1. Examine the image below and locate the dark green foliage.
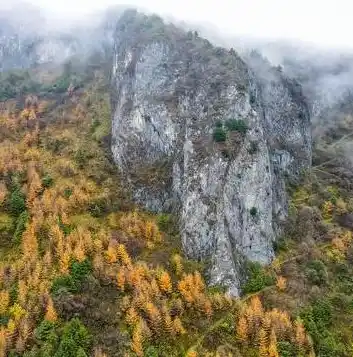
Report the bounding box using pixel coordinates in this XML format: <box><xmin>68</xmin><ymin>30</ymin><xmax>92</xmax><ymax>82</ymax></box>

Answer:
<box><xmin>70</xmin><ymin>259</ymin><xmax>93</xmax><ymax>283</ymax></box>
<box><xmin>74</xmin><ymin>149</ymin><xmax>90</xmax><ymax>169</ymax></box>
<box><xmin>9</xmin><ymin>188</ymin><xmax>26</xmax><ymax>215</ymax></box>
<box><xmin>300</xmin><ymin>298</ymin><xmax>343</xmax><ymax>356</ymax></box>
<box><xmin>88</xmin><ymin>197</ymin><xmax>109</xmax><ymax>217</ymax></box>
<box><xmin>42</xmin><ymin>175</ymin><xmax>54</xmax><ymax>188</ymax></box>
<box><xmin>13</xmin><ymin>210</ymin><xmax>29</xmax><ymax>244</ymax></box>
<box><xmin>51</xmin><ymin>275</ymin><xmax>78</xmax><ymax>295</ymax></box>
<box><xmin>0</xmin><ymin>70</ymin><xmax>41</xmax><ymax>100</ymax></box>
<box><xmin>54</xmin><ymin>338</ymin><xmax>78</xmax><ymax>357</ymax></box>
<box><xmin>88</xmin><ymin>204</ymin><xmax>102</xmax><ymax>218</ymax></box>
<box><xmin>248</xmin><ymin>141</ymin><xmax>258</xmax><ymax>155</ymax></box>
<box><xmin>277</xmin><ymin>341</ymin><xmax>297</xmax><ymax>357</ymax></box>
<box><xmin>76</xmin><ymin>347</ymin><xmax>88</xmax><ymax>357</ymax></box>
<box><xmin>0</xmin><ymin>314</ymin><xmax>9</xmax><ymax>326</ymax></box>
<box><xmin>312</xmin><ymin>298</ymin><xmax>333</xmax><ymax>326</ymax></box>
<box><xmin>250</xmin><ymin>207</ymin><xmax>258</xmax><ymax>217</ymax></box>
<box><xmin>58</xmin><ymin>217</ymin><xmax>73</xmax><ymax>236</ymax></box>
<box><xmin>305</xmin><ymin>259</ymin><xmax>328</xmax><ymax>286</ymax></box>
<box><xmin>242</xmin><ymin>262</ymin><xmax>274</xmax><ymax>294</ymax></box>
<box><xmin>63</xmin><ymin>188</ymin><xmax>73</xmax><ymax>199</ymax></box>
<box><xmin>51</xmin><ymin>259</ymin><xmax>92</xmax><ymax>295</ymax></box>
<box><xmin>145</xmin><ymin>346</ymin><xmax>159</xmax><ymax>357</ymax></box>
<box><xmin>215</xmin><ymin>121</ymin><xmax>223</xmax><ymax>128</ymax></box>
<box><xmin>272</xmin><ymin>237</ymin><xmax>290</xmax><ymax>253</ymax></box>
<box><xmin>213</xmin><ymin>127</ymin><xmax>227</xmax><ymax>142</ymax></box>
<box><xmin>35</xmin><ymin>321</ymin><xmax>58</xmax><ymax>345</ymax></box>
<box><xmin>29</xmin><ymin>318</ymin><xmax>91</xmax><ymax>357</ymax></box>
<box><xmin>9</xmin><ymin>284</ymin><xmax>18</xmax><ymax>306</ymax></box>
<box><xmin>157</xmin><ymin>213</ymin><xmax>171</xmax><ymax>232</ymax></box>
<box><xmin>60</xmin><ymin>318</ymin><xmax>92</xmax><ymax>353</ymax></box>
<box><xmin>225</xmin><ymin>119</ymin><xmax>248</xmax><ymax>135</ymax></box>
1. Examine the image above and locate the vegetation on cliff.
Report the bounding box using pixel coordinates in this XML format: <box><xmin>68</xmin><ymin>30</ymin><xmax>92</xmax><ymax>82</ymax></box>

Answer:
<box><xmin>0</xmin><ymin>58</ymin><xmax>352</xmax><ymax>357</ymax></box>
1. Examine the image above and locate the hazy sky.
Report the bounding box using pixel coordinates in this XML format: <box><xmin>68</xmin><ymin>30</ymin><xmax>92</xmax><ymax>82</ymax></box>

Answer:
<box><xmin>7</xmin><ymin>0</ymin><xmax>353</xmax><ymax>49</ymax></box>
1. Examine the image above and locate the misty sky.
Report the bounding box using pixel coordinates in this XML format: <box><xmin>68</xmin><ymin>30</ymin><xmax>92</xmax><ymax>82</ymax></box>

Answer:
<box><xmin>7</xmin><ymin>0</ymin><xmax>353</xmax><ymax>49</ymax></box>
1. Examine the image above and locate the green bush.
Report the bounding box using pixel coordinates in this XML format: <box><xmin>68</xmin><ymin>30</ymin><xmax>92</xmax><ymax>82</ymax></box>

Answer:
<box><xmin>51</xmin><ymin>259</ymin><xmax>92</xmax><ymax>295</ymax></box>
<box><xmin>242</xmin><ymin>262</ymin><xmax>275</xmax><ymax>294</ymax></box>
<box><xmin>60</xmin><ymin>318</ymin><xmax>92</xmax><ymax>353</ymax></box>
<box><xmin>277</xmin><ymin>341</ymin><xmax>297</xmax><ymax>357</ymax></box>
<box><xmin>29</xmin><ymin>319</ymin><xmax>91</xmax><ymax>357</ymax></box>
<box><xmin>63</xmin><ymin>188</ymin><xmax>73</xmax><ymax>199</ymax></box>
<box><xmin>157</xmin><ymin>214</ymin><xmax>171</xmax><ymax>232</ymax></box>
<box><xmin>9</xmin><ymin>189</ymin><xmax>26</xmax><ymax>215</ymax></box>
<box><xmin>51</xmin><ymin>275</ymin><xmax>78</xmax><ymax>295</ymax></box>
<box><xmin>248</xmin><ymin>141</ymin><xmax>258</xmax><ymax>154</ymax></box>
<box><xmin>74</xmin><ymin>149</ymin><xmax>91</xmax><ymax>169</ymax></box>
<box><xmin>312</xmin><ymin>298</ymin><xmax>333</xmax><ymax>327</ymax></box>
<box><xmin>58</xmin><ymin>216</ymin><xmax>73</xmax><ymax>236</ymax></box>
<box><xmin>42</xmin><ymin>175</ymin><xmax>54</xmax><ymax>188</ymax></box>
<box><xmin>0</xmin><ymin>70</ymin><xmax>41</xmax><ymax>100</ymax></box>
<box><xmin>13</xmin><ymin>211</ymin><xmax>29</xmax><ymax>244</ymax></box>
<box><xmin>300</xmin><ymin>298</ymin><xmax>340</xmax><ymax>356</ymax></box>
<box><xmin>213</xmin><ymin>127</ymin><xmax>227</xmax><ymax>142</ymax></box>
<box><xmin>35</xmin><ymin>320</ymin><xmax>58</xmax><ymax>345</ymax></box>
<box><xmin>0</xmin><ymin>314</ymin><xmax>9</xmax><ymax>327</ymax></box>
<box><xmin>49</xmin><ymin>76</ymin><xmax>71</xmax><ymax>94</ymax></box>
<box><xmin>305</xmin><ymin>260</ymin><xmax>328</xmax><ymax>286</ymax></box>
<box><xmin>250</xmin><ymin>207</ymin><xmax>258</xmax><ymax>217</ymax></box>
<box><xmin>70</xmin><ymin>259</ymin><xmax>92</xmax><ymax>283</ymax></box>
<box><xmin>225</xmin><ymin>119</ymin><xmax>248</xmax><ymax>134</ymax></box>
<box><xmin>145</xmin><ymin>346</ymin><xmax>159</xmax><ymax>357</ymax></box>
<box><xmin>272</xmin><ymin>237</ymin><xmax>290</xmax><ymax>253</ymax></box>
<box><xmin>88</xmin><ymin>204</ymin><xmax>103</xmax><ymax>218</ymax></box>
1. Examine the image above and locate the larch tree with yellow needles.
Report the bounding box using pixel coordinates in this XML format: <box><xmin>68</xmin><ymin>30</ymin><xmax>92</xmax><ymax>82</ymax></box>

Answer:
<box><xmin>158</xmin><ymin>271</ymin><xmax>172</xmax><ymax>294</ymax></box>
<box><xmin>44</xmin><ymin>297</ymin><xmax>57</xmax><ymax>323</ymax></box>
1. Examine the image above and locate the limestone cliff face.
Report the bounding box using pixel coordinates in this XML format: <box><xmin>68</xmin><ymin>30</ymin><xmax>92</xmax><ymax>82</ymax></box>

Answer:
<box><xmin>113</xmin><ymin>10</ymin><xmax>311</xmax><ymax>295</ymax></box>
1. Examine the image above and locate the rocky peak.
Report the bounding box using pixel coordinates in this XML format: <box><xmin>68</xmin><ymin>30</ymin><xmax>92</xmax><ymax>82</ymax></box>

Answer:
<box><xmin>111</xmin><ymin>10</ymin><xmax>311</xmax><ymax>295</ymax></box>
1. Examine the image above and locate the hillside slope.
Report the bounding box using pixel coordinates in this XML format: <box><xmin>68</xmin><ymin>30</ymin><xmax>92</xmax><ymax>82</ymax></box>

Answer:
<box><xmin>1</xmin><ymin>6</ymin><xmax>353</xmax><ymax>357</ymax></box>
<box><xmin>0</xmin><ymin>63</ymin><xmax>319</xmax><ymax>357</ymax></box>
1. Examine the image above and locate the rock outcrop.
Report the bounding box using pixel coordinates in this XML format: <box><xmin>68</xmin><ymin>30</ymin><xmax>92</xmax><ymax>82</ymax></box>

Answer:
<box><xmin>111</xmin><ymin>10</ymin><xmax>311</xmax><ymax>295</ymax></box>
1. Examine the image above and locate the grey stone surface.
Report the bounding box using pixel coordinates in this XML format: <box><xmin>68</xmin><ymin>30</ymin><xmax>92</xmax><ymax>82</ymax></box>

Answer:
<box><xmin>111</xmin><ymin>10</ymin><xmax>312</xmax><ymax>295</ymax></box>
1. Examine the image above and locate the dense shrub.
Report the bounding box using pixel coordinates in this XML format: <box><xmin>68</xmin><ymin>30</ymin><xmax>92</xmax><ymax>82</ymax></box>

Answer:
<box><xmin>225</xmin><ymin>119</ymin><xmax>248</xmax><ymax>134</ymax></box>
<box><xmin>70</xmin><ymin>259</ymin><xmax>93</xmax><ymax>283</ymax></box>
<box><xmin>13</xmin><ymin>210</ymin><xmax>29</xmax><ymax>244</ymax></box>
<box><xmin>305</xmin><ymin>259</ymin><xmax>328</xmax><ymax>286</ymax></box>
<box><xmin>30</xmin><ymin>318</ymin><xmax>91</xmax><ymax>357</ymax></box>
<box><xmin>35</xmin><ymin>320</ymin><xmax>58</xmax><ymax>344</ymax></box>
<box><xmin>213</xmin><ymin>127</ymin><xmax>227</xmax><ymax>142</ymax></box>
<box><xmin>277</xmin><ymin>341</ymin><xmax>297</xmax><ymax>357</ymax></box>
<box><xmin>42</xmin><ymin>174</ymin><xmax>54</xmax><ymax>188</ymax></box>
<box><xmin>300</xmin><ymin>298</ymin><xmax>341</xmax><ymax>356</ymax></box>
<box><xmin>248</xmin><ymin>141</ymin><xmax>258</xmax><ymax>154</ymax></box>
<box><xmin>51</xmin><ymin>259</ymin><xmax>92</xmax><ymax>295</ymax></box>
<box><xmin>157</xmin><ymin>213</ymin><xmax>171</xmax><ymax>232</ymax></box>
<box><xmin>242</xmin><ymin>262</ymin><xmax>275</xmax><ymax>294</ymax></box>
<box><xmin>51</xmin><ymin>275</ymin><xmax>78</xmax><ymax>295</ymax></box>
<box><xmin>0</xmin><ymin>70</ymin><xmax>41</xmax><ymax>100</ymax></box>
<box><xmin>9</xmin><ymin>189</ymin><xmax>26</xmax><ymax>215</ymax></box>
<box><xmin>250</xmin><ymin>207</ymin><xmax>258</xmax><ymax>217</ymax></box>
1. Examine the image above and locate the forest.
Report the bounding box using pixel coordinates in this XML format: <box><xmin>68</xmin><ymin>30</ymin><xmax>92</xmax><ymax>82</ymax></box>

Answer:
<box><xmin>0</xmin><ymin>56</ymin><xmax>353</xmax><ymax>357</ymax></box>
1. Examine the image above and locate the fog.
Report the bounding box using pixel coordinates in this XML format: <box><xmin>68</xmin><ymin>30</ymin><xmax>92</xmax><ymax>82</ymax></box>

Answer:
<box><xmin>1</xmin><ymin>0</ymin><xmax>352</xmax><ymax>50</ymax></box>
<box><xmin>1</xmin><ymin>0</ymin><xmax>353</xmax><ymax>121</ymax></box>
